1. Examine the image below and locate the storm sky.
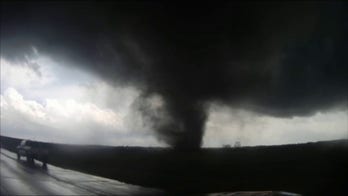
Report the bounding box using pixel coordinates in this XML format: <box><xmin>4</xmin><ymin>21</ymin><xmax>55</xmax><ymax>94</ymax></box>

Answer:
<box><xmin>1</xmin><ymin>2</ymin><xmax>347</xmax><ymax>148</ymax></box>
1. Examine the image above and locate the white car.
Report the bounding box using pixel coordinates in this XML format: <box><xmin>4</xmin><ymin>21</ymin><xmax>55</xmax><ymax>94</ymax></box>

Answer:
<box><xmin>17</xmin><ymin>140</ymin><xmax>48</xmax><ymax>167</ymax></box>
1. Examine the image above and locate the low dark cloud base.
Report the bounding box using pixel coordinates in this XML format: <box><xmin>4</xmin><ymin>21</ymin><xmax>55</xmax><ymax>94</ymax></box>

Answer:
<box><xmin>1</xmin><ymin>2</ymin><xmax>347</xmax><ymax>149</ymax></box>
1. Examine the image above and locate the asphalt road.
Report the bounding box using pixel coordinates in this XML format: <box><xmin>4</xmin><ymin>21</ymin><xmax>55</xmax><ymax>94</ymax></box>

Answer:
<box><xmin>0</xmin><ymin>148</ymin><xmax>163</xmax><ymax>195</ymax></box>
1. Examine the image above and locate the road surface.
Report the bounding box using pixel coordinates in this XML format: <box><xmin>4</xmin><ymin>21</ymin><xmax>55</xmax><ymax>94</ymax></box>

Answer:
<box><xmin>0</xmin><ymin>148</ymin><xmax>163</xmax><ymax>195</ymax></box>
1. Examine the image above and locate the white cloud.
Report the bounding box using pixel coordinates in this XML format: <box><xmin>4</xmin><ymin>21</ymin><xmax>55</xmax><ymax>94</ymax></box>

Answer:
<box><xmin>0</xmin><ymin>58</ymin><xmax>54</xmax><ymax>90</ymax></box>
<box><xmin>44</xmin><ymin>98</ymin><xmax>121</xmax><ymax>128</ymax></box>
<box><xmin>2</xmin><ymin>88</ymin><xmax>46</xmax><ymax>120</ymax></box>
<box><xmin>0</xmin><ymin>52</ymin><xmax>162</xmax><ymax>146</ymax></box>
<box><xmin>0</xmin><ymin>87</ymin><xmax>161</xmax><ymax>146</ymax></box>
<box><xmin>0</xmin><ymin>55</ymin><xmax>100</xmax><ymax>101</ymax></box>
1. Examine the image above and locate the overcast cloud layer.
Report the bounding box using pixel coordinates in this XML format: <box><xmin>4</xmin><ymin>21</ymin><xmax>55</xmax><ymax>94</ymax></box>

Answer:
<box><xmin>1</xmin><ymin>55</ymin><xmax>346</xmax><ymax>147</ymax></box>
<box><xmin>1</xmin><ymin>2</ymin><xmax>348</xmax><ymax>148</ymax></box>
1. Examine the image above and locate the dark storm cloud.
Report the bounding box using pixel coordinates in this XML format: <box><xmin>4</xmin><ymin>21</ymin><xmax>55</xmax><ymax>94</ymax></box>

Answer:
<box><xmin>1</xmin><ymin>2</ymin><xmax>347</xmax><ymax>149</ymax></box>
